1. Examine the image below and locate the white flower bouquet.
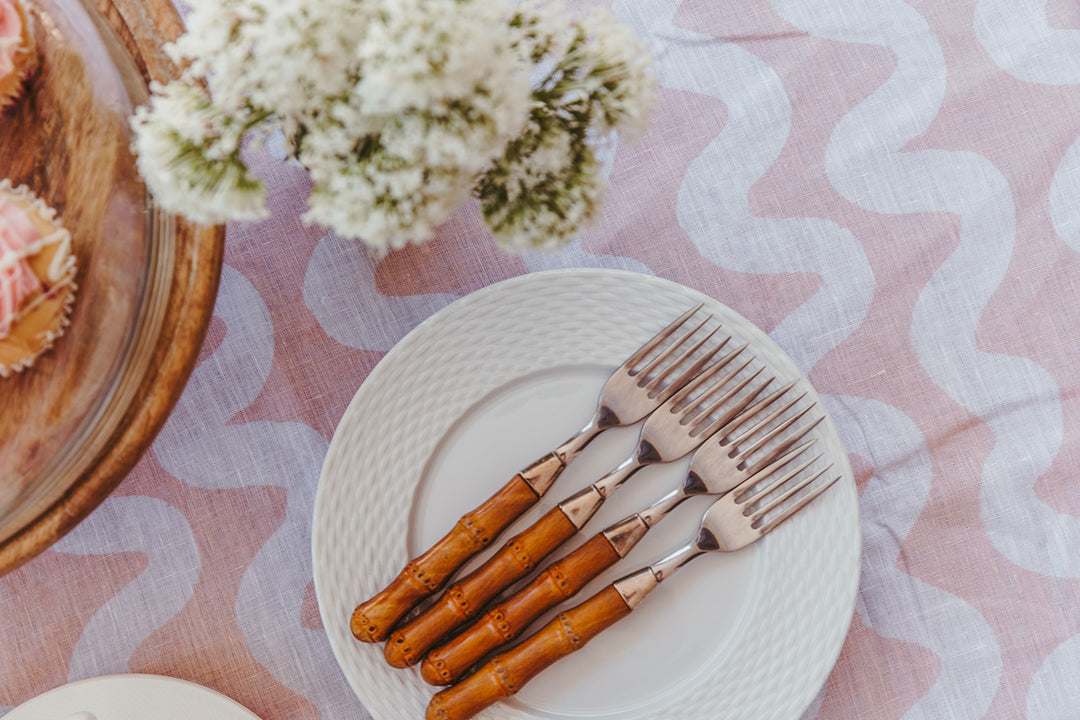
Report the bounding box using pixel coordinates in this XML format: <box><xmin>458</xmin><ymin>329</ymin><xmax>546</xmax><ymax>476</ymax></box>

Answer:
<box><xmin>131</xmin><ymin>0</ymin><xmax>656</xmax><ymax>253</ymax></box>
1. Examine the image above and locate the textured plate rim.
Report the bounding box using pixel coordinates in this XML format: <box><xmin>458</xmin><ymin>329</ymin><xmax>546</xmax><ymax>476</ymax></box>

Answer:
<box><xmin>3</xmin><ymin>673</ymin><xmax>262</xmax><ymax>719</ymax></box>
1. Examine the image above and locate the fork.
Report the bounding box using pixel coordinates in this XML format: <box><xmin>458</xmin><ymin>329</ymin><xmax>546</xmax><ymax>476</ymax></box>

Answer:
<box><xmin>425</xmin><ymin>451</ymin><xmax>840</xmax><ymax>720</ymax></box>
<box><xmin>352</xmin><ymin>305</ymin><xmax>724</xmax><ymax>643</ymax></box>
<box><xmin>420</xmin><ymin>406</ymin><xmax>822</xmax><ymax>685</ymax></box>
<box><xmin>383</xmin><ymin>353</ymin><xmax>794</xmax><ymax>668</ymax></box>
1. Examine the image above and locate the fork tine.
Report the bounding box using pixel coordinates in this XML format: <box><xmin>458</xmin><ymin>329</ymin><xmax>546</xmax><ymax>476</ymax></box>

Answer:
<box><xmin>701</xmin><ymin>373</ymin><xmax>775</xmax><ymax>436</ymax></box>
<box><xmin>756</xmin><ymin>471</ymin><xmax>840</xmax><ymax>535</ymax></box>
<box><xmin>634</xmin><ymin>314</ymin><xmax>713</xmax><ymax>380</ymax></box>
<box><xmin>720</xmin><ymin>379</ymin><xmax>798</xmax><ymax>437</ymax></box>
<box><xmin>741</xmin><ymin>415</ymin><xmax>824</xmax><ymax>475</ymax></box>
<box><xmin>730</xmin><ymin>386</ymin><xmax>807</xmax><ymax>442</ymax></box>
<box><xmin>733</xmin><ymin>401</ymin><xmax>814</xmax><ymax>467</ymax></box>
<box><xmin>744</xmin><ymin>455</ymin><xmax>827</xmax><ymax>511</ymax></box>
<box><xmin>683</xmin><ymin>363</ymin><xmax>764</xmax><ymax>434</ymax></box>
<box><xmin>623</xmin><ymin>304</ymin><xmax>704</xmax><ymax>369</ymax></box>
<box><xmin>640</xmin><ymin>330</ymin><xmax>726</xmax><ymax>397</ymax></box>
<box><xmin>664</xmin><ymin>342</ymin><xmax>749</xmax><ymax>408</ymax></box>
<box><xmin>731</xmin><ymin>441</ymin><xmax>818</xmax><ymax>501</ymax></box>
<box><xmin>748</xmin><ymin>438</ymin><xmax>817</xmax><ymax>479</ymax></box>
<box><xmin>712</xmin><ymin>379</ymin><xmax>799</xmax><ymax>442</ymax></box>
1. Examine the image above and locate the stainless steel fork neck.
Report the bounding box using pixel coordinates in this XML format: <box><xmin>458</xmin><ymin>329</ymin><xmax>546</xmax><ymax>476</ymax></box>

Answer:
<box><xmin>648</xmin><ymin>542</ymin><xmax>705</xmax><ymax>583</ymax></box>
<box><xmin>553</xmin><ymin>416</ymin><xmax>604</xmax><ymax>465</ymax></box>
<box><xmin>635</xmin><ymin>487</ymin><xmax>686</xmax><ymax>528</ymax></box>
<box><xmin>591</xmin><ymin>455</ymin><xmax>645</xmax><ymax>498</ymax></box>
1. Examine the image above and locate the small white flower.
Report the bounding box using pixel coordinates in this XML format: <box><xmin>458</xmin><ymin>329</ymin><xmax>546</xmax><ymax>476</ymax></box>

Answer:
<box><xmin>517</xmin><ymin>1</ymin><xmax>657</xmax><ymax>140</ymax></box>
<box><xmin>129</xmin><ymin>0</ymin><xmax>656</xmax><ymax>252</ymax></box>
<box><xmin>131</xmin><ymin>81</ymin><xmax>268</xmax><ymax>224</ymax></box>
<box><xmin>171</xmin><ymin>0</ymin><xmax>364</xmax><ymax>116</ymax></box>
<box><xmin>578</xmin><ymin>8</ymin><xmax>658</xmax><ymax>139</ymax></box>
<box><xmin>354</xmin><ymin>0</ymin><xmax>529</xmax><ymax>119</ymax></box>
<box><xmin>478</xmin><ymin>122</ymin><xmax>606</xmax><ymax>251</ymax></box>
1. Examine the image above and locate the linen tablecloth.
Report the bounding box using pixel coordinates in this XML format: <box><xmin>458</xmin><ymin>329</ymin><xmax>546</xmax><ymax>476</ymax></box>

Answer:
<box><xmin>5</xmin><ymin>0</ymin><xmax>1080</xmax><ymax>718</ymax></box>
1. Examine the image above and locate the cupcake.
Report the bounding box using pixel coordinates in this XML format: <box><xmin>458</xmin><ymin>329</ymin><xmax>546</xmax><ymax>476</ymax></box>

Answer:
<box><xmin>0</xmin><ymin>0</ymin><xmax>36</xmax><ymax>109</ymax></box>
<box><xmin>0</xmin><ymin>179</ymin><xmax>76</xmax><ymax>377</ymax></box>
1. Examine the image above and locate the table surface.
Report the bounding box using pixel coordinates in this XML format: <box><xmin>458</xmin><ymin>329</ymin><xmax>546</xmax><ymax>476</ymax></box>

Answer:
<box><xmin>4</xmin><ymin>1</ymin><xmax>1080</xmax><ymax>718</ymax></box>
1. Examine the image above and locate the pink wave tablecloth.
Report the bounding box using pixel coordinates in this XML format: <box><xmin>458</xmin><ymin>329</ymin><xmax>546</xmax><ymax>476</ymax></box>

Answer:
<box><xmin>5</xmin><ymin>0</ymin><xmax>1080</xmax><ymax>718</ymax></box>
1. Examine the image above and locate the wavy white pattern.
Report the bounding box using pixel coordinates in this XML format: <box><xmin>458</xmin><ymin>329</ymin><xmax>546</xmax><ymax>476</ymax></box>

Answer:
<box><xmin>824</xmin><ymin>394</ymin><xmax>1000</xmax><ymax>718</ymax></box>
<box><xmin>774</xmin><ymin>0</ymin><xmax>1079</xmax><ymax>579</ymax></box>
<box><xmin>304</xmin><ymin>231</ymin><xmax>458</xmax><ymax>352</ymax></box>
<box><xmin>974</xmin><ymin>0</ymin><xmax>1080</xmax><ymax>84</ymax></box>
<box><xmin>978</xmin><ymin>0</ymin><xmax>1080</xmax><ymax>263</ymax></box>
<box><xmin>153</xmin><ymin>265</ymin><xmax>367</xmax><ymax>719</ymax></box>
<box><xmin>616</xmin><ymin>0</ymin><xmax>873</xmax><ymax>375</ymax></box>
<box><xmin>1027</xmin><ymin>631</ymin><xmax>1080</xmax><ymax>718</ymax></box>
<box><xmin>1050</xmin><ymin>136</ymin><xmax>1080</xmax><ymax>253</ymax></box>
<box><xmin>52</xmin><ymin>496</ymin><xmax>199</xmax><ymax>680</ymax></box>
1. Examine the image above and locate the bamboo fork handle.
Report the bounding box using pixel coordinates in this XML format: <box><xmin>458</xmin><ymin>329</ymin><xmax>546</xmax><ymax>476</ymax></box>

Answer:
<box><xmin>425</xmin><ymin>585</ymin><xmax>632</xmax><ymax>720</ymax></box>
<box><xmin>384</xmin><ymin>493</ymin><xmax>601</xmax><ymax>668</ymax></box>
<box><xmin>351</xmin><ymin>454</ymin><xmax>565</xmax><ymax>643</ymax></box>
<box><xmin>422</xmin><ymin>515</ymin><xmax>647</xmax><ymax>685</ymax></box>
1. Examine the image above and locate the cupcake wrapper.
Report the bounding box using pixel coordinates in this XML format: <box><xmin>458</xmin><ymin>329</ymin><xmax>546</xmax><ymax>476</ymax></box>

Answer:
<box><xmin>0</xmin><ymin>179</ymin><xmax>78</xmax><ymax>378</ymax></box>
<box><xmin>0</xmin><ymin>0</ymin><xmax>38</xmax><ymax>109</ymax></box>
<box><xmin>0</xmin><ymin>281</ymin><xmax>77</xmax><ymax>377</ymax></box>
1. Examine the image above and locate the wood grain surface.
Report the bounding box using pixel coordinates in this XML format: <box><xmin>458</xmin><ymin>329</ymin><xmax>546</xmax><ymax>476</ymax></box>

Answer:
<box><xmin>0</xmin><ymin>0</ymin><xmax>224</xmax><ymax>575</ymax></box>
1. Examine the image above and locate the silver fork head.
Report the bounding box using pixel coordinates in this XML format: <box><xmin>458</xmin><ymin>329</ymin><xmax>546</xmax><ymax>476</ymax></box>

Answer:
<box><xmin>596</xmin><ymin>305</ymin><xmax>729</xmax><ymax>429</ymax></box>
<box><xmin>631</xmin><ymin>342</ymin><xmax>760</xmax><ymax>463</ymax></box>
<box><xmin>683</xmin><ymin>381</ymin><xmax>823</xmax><ymax>496</ymax></box>
<box><xmin>696</xmin><ymin>446</ymin><xmax>839</xmax><ymax>553</ymax></box>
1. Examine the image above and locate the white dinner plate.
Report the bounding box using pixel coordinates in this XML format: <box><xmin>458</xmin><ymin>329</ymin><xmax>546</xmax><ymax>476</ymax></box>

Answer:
<box><xmin>313</xmin><ymin>269</ymin><xmax>860</xmax><ymax>720</ymax></box>
<box><xmin>4</xmin><ymin>674</ymin><xmax>262</xmax><ymax>719</ymax></box>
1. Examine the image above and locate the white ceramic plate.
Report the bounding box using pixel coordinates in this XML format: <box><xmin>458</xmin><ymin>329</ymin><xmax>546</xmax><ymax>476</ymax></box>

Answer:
<box><xmin>313</xmin><ymin>269</ymin><xmax>860</xmax><ymax>720</ymax></box>
<box><xmin>3</xmin><ymin>674</ymin><xmax>262</xmax><ymax>719</ymax></box>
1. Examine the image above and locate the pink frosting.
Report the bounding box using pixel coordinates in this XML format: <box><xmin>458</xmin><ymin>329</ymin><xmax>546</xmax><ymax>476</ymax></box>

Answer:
<box><xmin>0</xmin><ymin>195</ymin><xmax>42</xmax><ymax>339</ymax></box>
<box><xmin>0</xmin><ymin>0</ymin><xmax>24</xmax><ymax>78</ymax></box>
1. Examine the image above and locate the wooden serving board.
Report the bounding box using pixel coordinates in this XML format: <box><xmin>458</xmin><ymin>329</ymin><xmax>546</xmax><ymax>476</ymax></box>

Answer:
<box><xmin>0</xmin><ymin>0</ymin><xmax>224</xmax><ymax>574</ymax></box>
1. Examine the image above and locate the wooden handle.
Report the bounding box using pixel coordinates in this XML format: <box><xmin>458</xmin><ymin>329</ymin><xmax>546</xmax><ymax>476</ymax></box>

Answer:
<box><xmin>421</xmin><ymin>532</ymin><xmax>622</xmax><ymax>685</ymax></box>
<box><xmin>425</xmin><ymin>585</ymin><xmax>632</xmax><ymax>720</ymax></box>
<box><xmin>351</xmin><ymin>455</ymin><xmax>563</xmax><ymax>643</ymax></box>
<box><xmin>384</xmin><ymin>503</ymin><xmax>585</xmax><ymax>667</ymax></box>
